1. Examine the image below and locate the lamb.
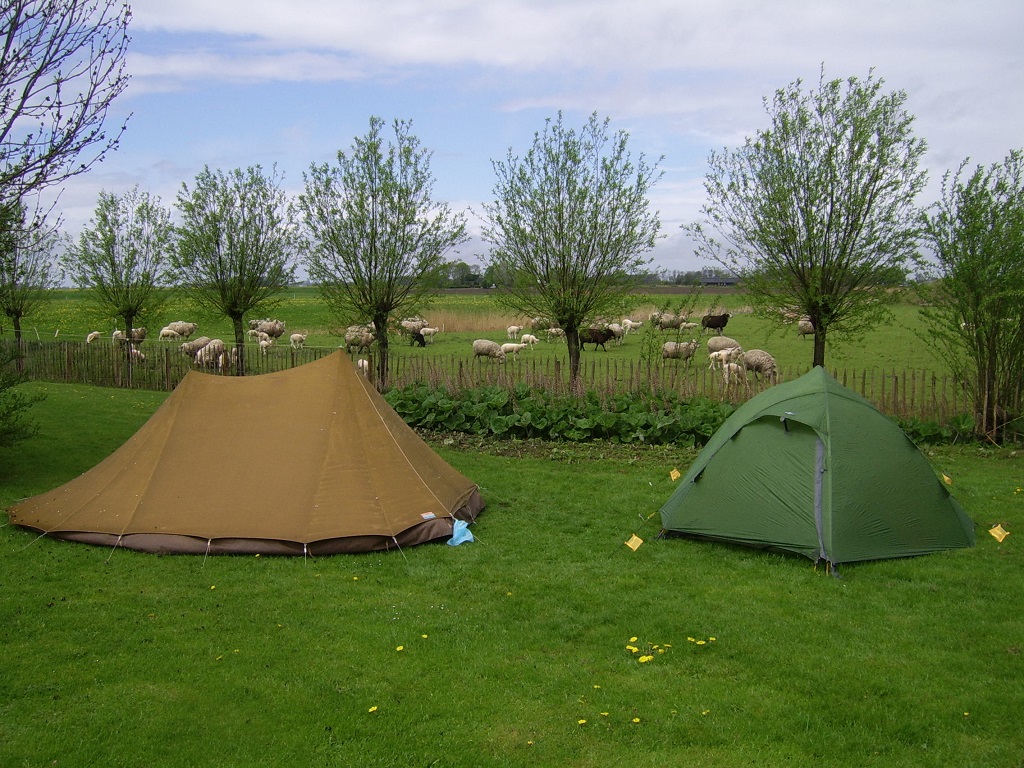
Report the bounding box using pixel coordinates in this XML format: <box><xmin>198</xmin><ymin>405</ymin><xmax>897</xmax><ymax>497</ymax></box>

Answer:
<box><xmin>740</xmin><ymin>349</ymin><xmax>778</xmax><ymax>383</ymax></box>
<box><xmin>111</xmin><ymin>329</ymin><xmax>125</xmax><ymax>344</ymax></box>
<box><xmin>247</xmin><ymin>329</ymin><xmax>270</xmax><ymax>343</ymax></box>
<box><xmin>679</xmin><ymin>322</ymin><xmax>699</xmax><ymax>332</ymax></box>
<box><xmin>662</xmin><ymin>340</ymin><xmax>699</xmax><ymax>363</ymax></box>
<box><xmin>86</xmin><ymin>331</ymin><xmax>101</xmax><ymax>344</ymax></box>
<box><xmin>409</xmin><ymin>332</ymin><xmax>426</xmax><ymax>347</ymax></box>
<box><xmin>500</xmin><ymin>342</ymin><xmax>528</xmax><ymax>359</ymax></box>
<box><xmin>708</xmin><ymin>347</ymin><xmax>743</xmax><ymax>370</ymax></box>
<box><xmin>259</xmin><ymin>338</ymin><xmax>274</xmax><ymax>355</ymax></box>
<box><xmin>166</xmin><ymin>321</ymin><xmax>198</xmax><ymax>339</ymax></box>
<box><xmin>706</xmin><ymin>336</ymin><xmax>742</xmax><ymax>354</ymax></box>
<box><xmin>159</xmin><ymin>327</ymin><xmax>181</xmax><ymax>341</ymax></box>
<box><xmin>289</xmin><ymin>333</ymin><xmax>307</xmax><ymax>349</ymax></box>
<box><xmin>796</xmin><ymin>318</ymin><xmax>814</xmax><ymax>339</ymax></box>
<box><xmin>344</xmin><ymin>325</ymin><xmax>376</xmax><ymax>353</ymax></box>
<box><xmin>472</xmin><ymin>338</ymin><xmax>506</xmax><ymax>362</ymax></box>
<box><xmin>128</xmin><ymin>347</ymin><xmax>146</xmax><ymax>363</ymax></box>
<box><xmin>722</xmin><ymin>362</ymin><xmax>746</xmax><ymax>386</ymax></box>
<box><xmin>507</xmin><ymin>325</ymin><xmax>523</xmax><ymax>340</ymax></box>
<box><xmin>356</xmin><ymin>358</ymin><xmax>369</xmax><ymax>376</ymax></box>
<box><xmin>520</xmin><ymin>333</ymin><xmax>539</xmax><ymax>347</ymax></box>
<box><xmin>621</xmin><ymin>318</ymin><xmax>643</xmax><ymax>334</ymax></box>
<box><xmin>701</xmin><ymin>312</ymin><xmax>731</xmax><ymax>335</ymax></box>
<box><xmin>419</xmin><ymin>327</ymin><xmax>439</xmax><ymax>343</ymax></box>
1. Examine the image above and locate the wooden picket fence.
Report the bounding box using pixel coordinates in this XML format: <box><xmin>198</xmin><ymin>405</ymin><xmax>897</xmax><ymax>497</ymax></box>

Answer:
<box><xmin>5</xmin><ymin>338</ymin><xmax>977</xmax><ymax>426</ymax></box>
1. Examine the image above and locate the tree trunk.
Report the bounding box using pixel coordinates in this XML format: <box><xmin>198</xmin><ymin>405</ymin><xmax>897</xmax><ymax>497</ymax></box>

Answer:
<box><xmin>565</xmin><ymin>326</ymin><xmax>583</xmax><ymax>395</ymax></box>
<box><xmin>373</xmin><ymin>315</ymin><xmax>389</xmax><ymax>391</ymax></box>
<box><xmin>232</xmin><ymin>315</ymin><xmax>246</xmax><ymax>375</ymax></box>
<box><xmin>812</xmin><ymin>328</ymin><xmax>826</xmax><ymax>368</ymax></box>
<box><xmin>12</xmin><ymin>314</ymin><xmax>22</xmax><ymax>340</ymax></box>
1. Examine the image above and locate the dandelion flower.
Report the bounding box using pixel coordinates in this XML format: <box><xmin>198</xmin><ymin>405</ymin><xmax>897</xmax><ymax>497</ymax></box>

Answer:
<box><xmin>396</xmin><ymin>646</ymin><xmax>404</xmax><ymax>652</ymax></box>
<box><xmin>629</xmin><ymin>636</ymin><xmax>638</xmax><ymax>642</ymax></box>
<box><xmin>696</xmin><ymin>640</ymin><xmax>707</xmax><ymax>645</ymax></box>
<box><xmin>687</xmin><ymin>637</ymin><xmax>695</xmax><ymax>643</ymax></box>
<box><xmin>368</xmin><ymin>706</ymin><xmax>378</xmax><ymax>712</ymax></box>
<box><xmin>639</xmin><ymin>655</ymin><xmax>654</xmax><ymax>663</ymax></box>
<box><xmin>210</xmin><ymin>585</ymin><xmax>216</xmax><ymax>590</ymax></box>
<box><xmin>701</xmin><ymin>710</ymin><xmax>710</xmax><ymax>716</ymax></box>
<box><xmin>632</xmin><ymin>717</ymin><xmax>641</xmax><ymax>723</ymax></box>
<box><xmin>600</xmin><ymin>712</ymin><xmax>609</xmax><ymax>717</ymax></box>
<box><xmin>353</xmin><ymin>576</ymin><xmax>359</xmax><ymax>580</ymax></box>
<box><xmin>421</xmin><ymin>634</ymin><xmax>428</xmax><ymax>639</ymax></box>
<box><xmin>709</xmin><ymin>637</ymin><xmax>716</xmax><ymax>642</ymax></box>
<box><xmin>578</xmin><ymin>719</ymin><xmax>587</xmax><ymax>725</ymax></box>
<box><xmin>593</xmin><ymin>684</ymin><xmax>601</xmax><ymax>689</ymax></box>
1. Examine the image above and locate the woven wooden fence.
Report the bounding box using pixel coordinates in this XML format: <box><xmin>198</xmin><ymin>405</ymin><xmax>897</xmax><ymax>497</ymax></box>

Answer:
<box><xmin>6</xmin><ymin>338</ymin><xmax>975</xmax><ymax>424</ymax></box>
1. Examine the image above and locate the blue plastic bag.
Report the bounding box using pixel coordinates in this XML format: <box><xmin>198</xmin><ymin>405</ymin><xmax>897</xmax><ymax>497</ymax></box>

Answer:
<box><xmin>447</xmin><ymin>519</ymin><xmax>475</xmax><ymax>546</ymax></box>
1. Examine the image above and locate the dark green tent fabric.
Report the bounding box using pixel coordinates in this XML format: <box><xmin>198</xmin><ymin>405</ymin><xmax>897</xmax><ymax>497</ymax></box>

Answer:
<box><xmin>659</xmin><ymin>367</ymin><xmax>975</xmax><ymax>564</ymax></box>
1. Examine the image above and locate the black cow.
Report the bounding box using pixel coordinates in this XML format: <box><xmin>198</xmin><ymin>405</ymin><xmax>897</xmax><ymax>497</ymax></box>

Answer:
<box><xmin>701</xmin><ymin>312</ymin><xmax>731</xmax><ymax>335</ymax></box>
<box><xmin>578</xmin><ymin>327</ymin><xmax>615</xmax><ymax>351</ymax></box>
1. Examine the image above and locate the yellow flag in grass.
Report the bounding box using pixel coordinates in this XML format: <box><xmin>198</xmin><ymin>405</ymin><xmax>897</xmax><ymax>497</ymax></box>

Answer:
<box><xmin>670</xmin><ymin>468</ymin><xmax>681</xmax><ymax>481</ymax></box>
<box><xmin>625</xmin><ymin>534</ymin><xmax>643</xmax><ymax>551</ymax></box>
<box><xmin>990</xmin><ymin>524</ymin><xmax>1010</xmax><ymax>543</ymax></box>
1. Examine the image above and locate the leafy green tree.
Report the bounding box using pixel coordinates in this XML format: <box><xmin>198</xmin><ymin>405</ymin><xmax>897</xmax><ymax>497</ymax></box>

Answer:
<box><xmin>920</xmin><ymin>150</ymin><xmax>1024</xmax><ymax>439</ymax></box>
<box><xmin>0</xmin><ymin>0</ymin><xmax>130</xmax><ymax>208</ymax></box>
<box><xmin>687</xmin><ymin>68</ymin><xmax>927</xmax><ymax>367</ymax></box>
<box><xmin>299</xmin><ymin>117</ymin><xmax>467</xmax><ymax>388</ymax></box>
<box><xmin>0</xmin><ymin>199</ymin><xmax>60</xmax><ymax>339</ymax></box>
<box><xmin>62</xmin><ymin>186</ymin><xmax>175</xmax><ymax>345</ymax></box>
<box><xmin>0</xmin><ymin>344</ymin><xmax>42</xmax><ymax>450</ymax></box>
<box><xmin>481</xmin><ymin>112</ymin><xmax>662</xmax><ymax>394</ymax></box>
<box><xmin>174</xmin><ymin>165</ymin><xmax>299</xmax><ymax>375</ymax></box>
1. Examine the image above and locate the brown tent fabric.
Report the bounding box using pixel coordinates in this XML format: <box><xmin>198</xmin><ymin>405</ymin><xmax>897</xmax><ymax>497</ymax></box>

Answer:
<box><xmin>9</xmin><ymin>351</ymin><xmax>483</xmax><ymax>555</ymax></box>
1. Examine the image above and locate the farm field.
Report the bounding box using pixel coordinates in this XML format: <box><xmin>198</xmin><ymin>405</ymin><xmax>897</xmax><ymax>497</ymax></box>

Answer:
<box><xmin>1</xmin><ymin>382</ymin><xmax>1022</xmax><ymax>767</ymax></box>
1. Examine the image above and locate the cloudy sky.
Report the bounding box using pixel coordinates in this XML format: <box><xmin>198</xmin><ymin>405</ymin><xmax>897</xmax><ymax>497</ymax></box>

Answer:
<box><xmin>45</xmin><ymin>0</ymin><xmax>1024</xmax><ymax>272</ymax></box>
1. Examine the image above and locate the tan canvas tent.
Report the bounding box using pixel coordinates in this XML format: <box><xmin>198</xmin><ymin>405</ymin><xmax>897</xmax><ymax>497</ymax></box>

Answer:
<box><xmin>9</xmin><ymin>351</ymin><xmax>483</xmax><ymax>555</ymax></box>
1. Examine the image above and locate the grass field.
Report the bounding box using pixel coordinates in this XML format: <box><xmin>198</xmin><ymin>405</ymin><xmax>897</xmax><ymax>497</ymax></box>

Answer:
<box><xmin>1</xmin><ymin>382</ymin><xmax>1022</xmax><ymax>766</ymax></box>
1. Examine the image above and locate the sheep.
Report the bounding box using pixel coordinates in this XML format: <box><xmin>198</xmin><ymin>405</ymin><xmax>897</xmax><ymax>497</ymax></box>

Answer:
<box><xmin>111</xmin><ymin>329</ymin><xmax>125</xmax><ymax>344</ymax></box>
<box><xmin>166</xmin><ymin>321</ymin><xmax>198</xmax><ymax>339</ymax></box>
<box><xmin>662</xmin><ymin>340</ymin><xmax>699</xmax><ymax>363</ymax></box>
<box><xmin>546</xmin><ymin>327</ymin><xmax>566</xmax><ymax>342</ymax></box>
<box><xmin>344</xmin><ymin>325</ymin><xmax>376</xmax><ymax>353</ymax></box>
<box><xmin>289</xmin><ymin>333</ymin><xmax>307</xmax><ymax>349</ymax></box>
<box><xmin>196</xmin><ymin>339</ymin><xmax>227</xmax><ymax>367</ymax></box>
<box><xmin>128</xmin><ymin>347</ymin><xmax>146</xmax><ymax>363</ymax></box>
<box><xmin>400</xmin><ymin>317</ymin><xmax>429</xmax><ymax>335</ymax></box>
<box><xmin>701</xmin><ymin>312</ymin><xmax>731</xmax><ymax>334</ymax></box>
<box><xmin>507</xmin><ymin>325</ymin><xmax>523</xmax><ymax>340</ymax></box>
<box><xmin>706</xmin><ymin>336</ymin><xmax>742</xmax><ymax>354</ymax></box>
<box><xmin>409</xmin><ymin>332</ymin><xmax>426</xmax><ymax>347</ymax></box>
<box><xmin>472</xmin><ymin>338</ymin><xmax>506</xmax><ymax>362</ymax></box>
<box><xmin>651</xmin><ymin>311</ymin><xmax>686</xmax><ymax>330</ymax></box>
<box><xmin>679</xmin><ymin>322</ymin><xmax>700</xmax><ymax>332</ymax></box>
<box><xmin>740</xmin><ymin>349</ymin><xmax>778</xmax><ymax>383</ymax></box>
<box><xmin>259</xmin><ymin>338</ymin><xmax>274</xmax><ymax>356</ymax></box>
<box><xmin>419</xmin><ymin>327</ymin><xmax>439</xmax><ymax>343</ymax></box>
<box><xmin>722</xmin><ymin>362</ymin><xmax>746</xmax><ymax>386</ymax></box>
<box><xmin>621</xmin><ymin>318</ymin><xmax>643</xmax><ymax>334</ymax></box>
<box><xmin>356</xmin><ymin>358</ymin><xmax>369</xmax><ymax>376</ymax></box>
<box><xmin>520</xmin><ymin>333</ymin><xmax>539</xmax><ymax>347</ymax></box>
<box><xmin>708</xmin><ymin>347</ymin><xmax>743</xmax><ymax>370</ymax></box>
<box><xmin>606</xmin><ymin>323</ymin><xmax>625</xmax><ymax>345</ymax></box>
<box><xmin>86</xmin><ymin>331</ymin><xmax>101</xmax><ymax>344</ymax></box>
<box><xmin>180</xmin><ymin>336</ymin><xmax>212</xmax><ymax>359</ymax></box>
<box><xmin>249</xmin><ymin>318</ymin><xmax>286</xmax><ymax>338</ymax></box>
<box><xmin>500</xmin><ymin>342</ymin><xmax>527</xmax><ymax>359</ymax></box>
<box><xmin>579</xmin><ymin>327</ymin><xmax>615</xmax><ymax>351</ymax></box>
<box><xmin>796</xmin><ymin>318</ymin><xmax>814</xmax><ymax>339</ymax></box>
<box><xmin>159</xmin><ymin>327</ymin><xmax>181</xmax><ymax>341</ymax></box>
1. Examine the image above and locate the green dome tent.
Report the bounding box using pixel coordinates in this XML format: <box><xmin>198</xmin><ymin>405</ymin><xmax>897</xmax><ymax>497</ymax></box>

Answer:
<box><xmin>659</xmin><ymin>367</ymin><xmax>975</xmax><ymax>565</ymax></box>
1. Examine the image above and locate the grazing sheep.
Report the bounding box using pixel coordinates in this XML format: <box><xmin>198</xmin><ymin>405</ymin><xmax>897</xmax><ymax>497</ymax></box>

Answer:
<box><xmin>86</xmin><ymin>331</ymin><xmax>101</xmax><ymax>344</ymax></box>
<box><xmin>166</xmin><ymin>321</ymin><xmax>198</xmax><ymax>339</ymax></box>
<box><xmin>706</xmin><ymin>336</ymin><xmax>742</xmax><ymax>354</ymax></box>
<box><xmin>420</xmin><ymin>327</ymin><xmax>439</xmax><ymax>343</ymax></box>
<box><xmin>796</xmin><ymin>318</ymin><xmax>814</xmax><ymax>339</ymax></box>
<box><xmin>500</xmin><ymin>342</ymin><xmax>527</xmax><ymax>359</ymax></box>
<box><xmin>708</xmin><ymin>347</ymin><xmax>743</xmax><ymax>370</ymax></box>
<box><xmin>400</xmin><ymin>317</ymin><xmax>429</xmax><ymax>335</ymax></box>
<box><xmin>289</xmin><ymin>333</ymin><xmax>307</xmax><ymax>349</ymax></box>
<box><xmin>180</xmin><ymin>336</ymin><xmax>212</xmax><ymax>358</ymax></box>
<box><xmin>249</xmin><ymin>318</ymin><xmax>286</xmax><ymax>338</ymax></box>
<box><xmin>679</xmin><ymin>322</ymin><xmax>700</xmax><ymax>332</ymax></box>
<box><xmin>472</xmin><ymin>338</ymin><xmax>506</xmax><ymax>362</ymax></box>
<box><xmin>159</xmin><ymin>327</ymin><xmax>181</xmax><ymax>341</ymax></box>
<box><xmin>662</xmin><ymin>340</ymin><xmax>699</xmax><ymax>363</ymax></box>
<box><xmin>507</xmin><ymin>325</ymin><xmax>523</xmax><ymax>340</ymax></box>
<box><xmin>344</xmin><ymin>325</ymin><xmax>376</xmax><ymax>353</ymax></box>
<box><xmin>196</xmin><ymin>339</ymin><xmax>227</xmax><ymax>367</ymax></box>
<box><xmin>546</xmin><ymin>327</ymin><xmax>566</xmax><ymax>342</ymax></box>
<box><xmin>579</xmin><ymin>327</ymin><xmax>615</xmax><ymax>351</ymax></box>
<box><xmin>740</xmin><ymin>349</ymin><xmax>778</xmax><ymax>383</ymax></box>
<box><xmin>520</xmin><ymin>333</ymin><xmax>539</xmax><ymax>347</ymax></box>
<box><xmin>701</xmin><ymin>312</ymin><xmax>731</xmax><ymax>335</ymax></box>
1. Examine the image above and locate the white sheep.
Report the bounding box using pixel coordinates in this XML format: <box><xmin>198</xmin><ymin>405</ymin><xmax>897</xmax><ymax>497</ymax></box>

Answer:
<box><xmin>706</xmin><ymin>336</ymin><xmax>742</xmax><ymax>354</ymax></box>
<box><xmin>606</xmin><ymin>323</ymin><xmax>625</xmax><ymax>345</ymax></box>
<box><xmin>289</xmin><ymin>333</ymin><xmax>307</xmax><ymax>349</ymax></box>
<box><xmin>621</xmin><ymin>318</ymin><xmax>643</xmax><ymax>334</ymax></box>
<box><xmin>797</xmin><ymin>318</ymin><xmax>814</xmax><ymax>339</ymax></box>
<box><xmin>249</xmin><ymin>318</ymin><xmax>286</xmax><ymax>338</ymax></box>
<box><xmin>357</xmin><ymin>358</ymin><xmax>369</xmax><ymax>376</ymax></box>
<box><xmin>195</xmin><ymin>339</ymin><xmax>227</xmax><ymax>367</ymax></box>
<box><xmin>740</xmin><ymin>349</ymin><xmax>778</xmax><ymax>383</ymax></box>
<box><xmin>722</xmin><ymin>362</ymin><xmax>746</xmax><ymax>386</ymax></box>
<box><xmin>500</xmin><ymin>342</ymin><xmax>527</xmax><ymax>359</ymax></box>
<box><xmin>546</xmin><ymin>327</ymin><xmax>566</xmax><ymax>342</ymax></box>
<box><xmin>180</xmin><ymin>336</ymin><xmax>212</xmax><ymax>358</ymax></box>
<box><xmin>507</xmin><ymin>325</ymin><xmax>523</xmax><ymax>339</ymax></box>
<box><xmin>128</xmin><ymin>347</ymin><xmax>146</xmax><ymax>363</ymax></box>
<box><xmin>111</xmin><ymin>329</ymin><xmax>125</xmax><ymax>344</ymax></box>
<box><xmin>473</xmin><ymin>338</ymin><xmax>506</xmax><ymax>363</ymax></box>
<box><xmin>259</xmin><ymin>338</ymin><xmax>274</xmax><ymax>355</ymax></box>
<box><xmin>520</xmin><ymin>333</ymin><xmax>539</xmax><ymax>347</ymax></box>
<box><xmin>86</xmin><ymin>331</ymin><xmax>101</xmax><ymax>344</ymax></box>
<box><xmin>662</xmin><ymin>340</ymin><xmax>699</xmax><ymax>363</ymax></box>
<box><xmin>159</xmin><ymin>327</ymin><xmax>181</xmax><ymax>341</ymax></box>
<box><xmin>419</xmin><ymin>327</ymin><xmax>439</xmax><ymax>343</ymax></box>
<box><xmin>708</xmin><ymin>347</ymin><xmax>743</xmax><ymax>370</ymax></box>
<box><xmin>400</xmin><ymin>317</ymin><xmax>429</xmax><ymax>335</ymax></box>
<box><xmin>166</xmin><ymin>321</ymin><xmax>198</xmax><ymax>339</ymax></box>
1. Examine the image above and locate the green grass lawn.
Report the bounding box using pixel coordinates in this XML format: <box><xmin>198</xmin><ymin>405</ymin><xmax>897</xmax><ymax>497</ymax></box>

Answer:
<box><xmin>1</xmin><ymin>381</ymin><xmax>1022</xmax><ymax>766</ymax></box>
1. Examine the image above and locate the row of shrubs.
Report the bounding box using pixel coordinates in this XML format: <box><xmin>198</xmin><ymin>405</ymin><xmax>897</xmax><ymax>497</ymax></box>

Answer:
<box><xmin>384</xmin><ymin>383</ymin><xmax>979</xmax><ymax>447</ymax></box>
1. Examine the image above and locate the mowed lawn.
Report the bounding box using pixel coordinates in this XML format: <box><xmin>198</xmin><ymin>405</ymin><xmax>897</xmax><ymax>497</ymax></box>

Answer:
<box><xmin>1</xmin><ymin>381</ymin><xmax>1022</xmax><ymax>767</ymax></box>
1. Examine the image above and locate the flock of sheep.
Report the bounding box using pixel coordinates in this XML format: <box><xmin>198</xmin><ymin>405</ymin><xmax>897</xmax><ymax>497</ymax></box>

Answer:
<box><xmin>85</xmin><ymin>318</ymin><xmax>309</xmax><ymax>370</ymax></box>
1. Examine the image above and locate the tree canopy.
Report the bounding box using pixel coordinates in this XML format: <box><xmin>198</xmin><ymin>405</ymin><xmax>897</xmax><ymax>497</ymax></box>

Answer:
<box><xmin>481</xmin><ymin>112</ymin><xmax>662</xmax><ymax>393</ymax></box>
<box><xmin>687</xmin><ymin>68</ymin><xmax>928</xmax><ymax>367</ymax></box>
<box><xmin>299</xmin><ymin>117</ymin><xmax>467</xmax><ymax>388</ymax></box>
<box><xmin>920</xmin><ymin>149</ymin><xmax>1024</xmax><ymax>440</ymax></box>
<box><xmin>0</xmin><ymin>198</ymin><xmax>60</xmax><ymax>339</ymax></box>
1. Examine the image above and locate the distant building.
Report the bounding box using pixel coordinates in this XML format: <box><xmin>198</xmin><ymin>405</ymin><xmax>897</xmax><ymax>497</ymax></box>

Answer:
<box><xmin>699</xmin><ymin>274</ymin><xmax>740</xmax><ymax>287</ymax></box>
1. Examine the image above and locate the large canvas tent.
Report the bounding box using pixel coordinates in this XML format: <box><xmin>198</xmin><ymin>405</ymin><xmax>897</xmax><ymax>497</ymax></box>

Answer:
<box><xmin>9</xmin><ymin>352</ymin><xmax>483</xmax><ymax>555</ymax></box>
<box><xmin>660</xmin><ymin>367</ymin><xmax>975</xmax><ymax>565</ymax></box>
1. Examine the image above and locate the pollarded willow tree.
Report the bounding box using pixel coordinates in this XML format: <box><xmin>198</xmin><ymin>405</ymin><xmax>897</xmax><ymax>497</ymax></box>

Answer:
<box><xmin>299</xmin><ymin>117</ymin><xmax>467</xmax><ymax>389</ymax></box>
<box><xmin>1</xmin><ymin>0</ymin><xmax>130</xmax><ymax>208</ymax></box>
<box><xmin>687</xmin><ymin>68</ymin><xmax>928</xmax><ymax>368</ymax></box>
<box><xmin>0</xmin><ymin>198</ymin><xmax>61</xmax><ymax>339</ymax></box>
<box><xmin>174</xmin><ymin>165</ymin><xmax>299</xmax><ymax>375</ymax></box>
<box><xmin>920</xmin><ymin>150</ymin><xmax>1024</xmax><ymax>440</ymax></box>
<box><xmin>481</xmin><ymin>112</ymin><xmax>662</xmax><ymax>394</ymax></box>
<box><xmin>62</xmin><ymin>185</ymin><xmax>175</xmax><ymax>346</ymax></box>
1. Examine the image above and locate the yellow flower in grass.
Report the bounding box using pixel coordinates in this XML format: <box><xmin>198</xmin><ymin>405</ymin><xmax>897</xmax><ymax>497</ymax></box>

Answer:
<box><xmin>639</xmin><ymin>655</ymin><xmax>654</xmax><ymax>663</ymax></box>
<box><xmin>696</xmin><ymin>640</ymin><xmax>706</xmax><ymax>646</ymax></box>
<box><xmin>368</xmin><ymin>706</ymin><xmax>378</xmax><ymax>713</ymax></box>
<box><xmin>629</xmin><ymin>636</ymin><xmax>638</xmax><ymax>642</ymax></box>
<box><xmin>600</xmin><ymin>712</ymin><xmax>609</xmax><ymax>717</ymax></box>
<box><xmin>396</xmin><ymin>646</ymin><xmax>404</xmax><ymax>652</ymax></box>
<box><xmin>632</xmin><ymin>717</ymin><xmax>641</xmax><ymax>723</ymax></box>
<box><xmin>578</xmin><ymin>719</ymin><xmax>587</xmax><ymax>725</ymax></box>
